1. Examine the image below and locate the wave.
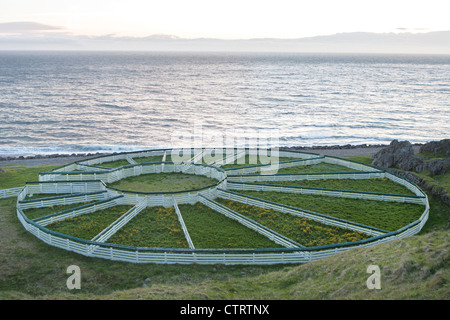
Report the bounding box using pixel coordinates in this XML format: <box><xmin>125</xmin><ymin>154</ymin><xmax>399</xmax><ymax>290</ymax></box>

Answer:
<box><xmin>96</xmin><ymin>103</ymin><xmax>133</xmax><ymax>110</ymax></box>
<box><xmin>0</xmin><ymin>144</ymin><xmax>162</xmax><ymax>157</ymax></box>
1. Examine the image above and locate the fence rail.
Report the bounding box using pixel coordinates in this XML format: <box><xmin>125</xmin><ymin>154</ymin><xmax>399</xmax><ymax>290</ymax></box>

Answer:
<box><xmin>0</xmin><ymin>187</ymin><xmax>23</xmax><ymax>199</ymax></box>
<box><xmin>199</xmin><ymin>195</ymin><xmax>304</xmax><ymax>248</ymax></box>
<box><xmin>226</xmin><ymin>181</ymin><xmax>427</xmax><ymax>204</ymax></box>
<box><xmin>216</xmin><ymin>188</ymin><xmax>388</xmax><ymax>237</ymax></box>
<box><xmin>173</xmin><ymin>197</ymin><xmax>195</xmax><ymax>249</ymax></box>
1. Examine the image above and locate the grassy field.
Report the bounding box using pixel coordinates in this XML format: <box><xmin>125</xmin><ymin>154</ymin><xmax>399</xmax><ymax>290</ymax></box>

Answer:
<box><xmin>0</xmin><ymin>158</ymin><xmax>448</xmax><ymax>300</ymax></box>
<box><xmin>97</xmin><ymin>159</ymin><xmax>131</xmax><ymax>168</ymax></box>
<box><xmin>220</xmin><ymin>156</ymin><xmax>300</xmax><ymax>169</ymax></box>
<box><xmin>0</xmin><ymin>164</ymin><xmax>56</xmax><ymax>189</ymax></box>
<box><xmin>255</xmin><ymin>178</ymin><xmax>416</xmax><ymax>195</ymax></box>
<box><xmin>47</xmin><ymin>205</ymin><xmax>133</xmax><ymax>240</ymax></box>
<box><xmin>133</xmin><ymin>156</ymin><xmax>164</xmax><ymax>163</ymax></box>
<box><xmin>253</xmin><ymin>179</ymin><xmax>415</xmax><ymax>195</ymax></box>
<box><xmin>22</xmin><ymin>201</ymin><xmax>95</xmax><ymax>220</ymax></box>
<box><xmin>108</xmin><ymin>172</ymin><xmax>218</xmax><ymax>193</ymax></box>
<box><xmin>178</xmin><ymin>203</ymin><xmax>282</xmax><ymax>249</ymax></box>
<box><xmin>108</xmin><ymin>206</ymin><xmax>189</xmax><ymax>248</ymax></box>
<box><xmin>237</xmin><ymin>190</ymin><xmax>425</xmax><ymax>232</ymax></box>
<box><xmin>215</xmin><ymin>198</ymin><xmax>369</xmax><ymax>247</ymax></box>
<box><xmin>275</xmin><ymin>162</ymin><xmax>359</xmax><ymax>174</ymax></box>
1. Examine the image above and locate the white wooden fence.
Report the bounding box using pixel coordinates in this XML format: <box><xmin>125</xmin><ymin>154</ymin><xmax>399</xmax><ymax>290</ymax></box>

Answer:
<box><xmin>225</xmin><ymin>181</ymin><xmax>427</xmax><ymax>204</ymax></box>
<box><xmin>215</xmin><ymin>188</ymin><xmax>388</xmax><ymax>237</ymax></box>
<box><xmin>199</xmin><ymin>194</ymin><xmax>304</xmax><ymax>248</ymax></box>
<box><xmin>2</xmin><ymin>147</ymin><xmax>430</xmax><ymax>264</ymax></box>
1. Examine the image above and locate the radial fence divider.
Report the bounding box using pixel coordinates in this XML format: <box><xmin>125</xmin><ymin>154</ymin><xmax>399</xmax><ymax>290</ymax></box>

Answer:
<box><xmin>173</xmin><ymin>197</ymin><xmax>195</xmax><ymax>249</ymax></box>
<box><xmin>74</xmin><ymin>162</ymin><xmax>110</xmax><ymax>172</ymax></box>
<box><xmin>18</xmin><ymin>190</ymin><xmax>110</xmax><ymax>210</ymax></box>
<box><xmin>226</xmin><ymin>181</ymin><xmax>427</xmax><ymax>204</ymax></box>
<box><xmin>322</xmin><ymin>156</ymin><xmax>383</xmax><ymax>172</ymax></box>
<box><xmin>88</xmin><ymin>196</ymin><xmax>148</xmax><ymax>254</ymax></box>
<box><xmin>75</xmin><ymin>163</ymin><xmax>114</xmax><ymax>171</ymax></box>
<box><xmin>31</xmin><ymin>195</ymin><xmax>125</xmax><ymax>226</ymax></box>
<box><xmin>181</xmin><ymin>149</ymin><xmax>204</xmax><ymax>173</ymax></box>
<box><xmin>217</xmin><ymin>149</ymin><xmax>239</xmax><ymax>167</ymax></box>
<box><xmin>52</xmin><ymin>163</ymin><xmax>78</xmax><ymax>172</ymax></box>
<box><xmin>125</xmin><ymin>156</ymin><xmax>137</xmax><ymax>165</ymax></box>
<box><xmin>216</xmin><ymin>188</ymin><xmax>388</xmax><ymax>236</ymax></box>
<box><xmin>161</xmin><ymin>151</ymin><xmax>167</xmax><ymax>171</ymax></box>
<box><xmin>223</xmin><ymin>156</ymin><xmax>327</xmax><ymax>175</ymax></box>
<box><xmin>227</xmin><ymin>171</ymin><xmax>386</xmax><ymax>183</ymax></box>
<box><xmin>199</xmin><ymin>194</ymin><xmax>304</xmax><ymax>248</ymax></box>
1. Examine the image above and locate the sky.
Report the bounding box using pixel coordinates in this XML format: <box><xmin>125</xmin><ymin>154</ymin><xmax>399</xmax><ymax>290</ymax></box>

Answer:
<box><xmin>1</xmin><ymin>0</ymin><xmax>450</xmax><ymax>39</ymax></box>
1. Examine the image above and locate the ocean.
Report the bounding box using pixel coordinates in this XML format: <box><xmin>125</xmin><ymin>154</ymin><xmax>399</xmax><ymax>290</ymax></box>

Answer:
<box><xmin>0</xmin><ymin>51</ymin><xmax>449</xmax><ymax>156</ymax></box>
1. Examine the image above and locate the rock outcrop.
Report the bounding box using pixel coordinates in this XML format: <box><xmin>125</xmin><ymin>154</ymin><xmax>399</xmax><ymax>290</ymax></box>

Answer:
<box><xmin>371</xmin><ymin>140</ymin><xmax>423</xmax><ymax>171</ymax></box>
<box><xmin>372</xmin><ymin>139</ymin><xmax>450</xmax><ymax>175</ymax></box>
<box><xmin>419</xmin><ymin>139</ymin><xmax>450</xmax><ymax>156</ymax></box>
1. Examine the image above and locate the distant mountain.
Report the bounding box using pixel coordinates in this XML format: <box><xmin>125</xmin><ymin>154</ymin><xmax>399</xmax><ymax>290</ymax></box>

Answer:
<box><xmin>0</xmin><ymin>22</ymin><xmax>449</xmax><ymax>53</ymax></box>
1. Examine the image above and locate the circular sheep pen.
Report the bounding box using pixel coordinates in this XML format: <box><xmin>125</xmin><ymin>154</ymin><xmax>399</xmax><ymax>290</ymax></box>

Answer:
<box><xmin>13</xmin><ymin>148</ymin><xmax>429</xmax><ymax>265</ymax></box>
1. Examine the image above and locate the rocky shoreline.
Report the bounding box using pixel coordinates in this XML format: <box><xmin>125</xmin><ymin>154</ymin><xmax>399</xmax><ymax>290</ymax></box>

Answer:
<box><xmin>0</xmin><ymin>143</ymin><xmax>417</xmax><ymax>163</ymax></box>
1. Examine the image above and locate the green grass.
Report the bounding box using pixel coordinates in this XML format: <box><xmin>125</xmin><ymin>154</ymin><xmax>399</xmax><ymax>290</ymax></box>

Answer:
<box><xmin>416</xmin><ymin>151</ymin><xmax>449</xmax><ymax>159</ymax></box>
<box><xmin>108</xmin><ymin>172</ymin><xmax>218</xmax><ymax>193</ymax></box>
<box><xmin>0</xmin><ymin>164</ymin><xmax>56</xmax><ymax>189</ymax></box>
<box><xmin>133</xmin><ymin>156</ymin><xmax>164</xmax><ymax>163</ymax></box>
<box><xmin>178</xmin><ymin>203</ymin><xmax>282</xmax><ymax>249</ymax></box>
<box><xmin>47</xmin><ymin>205</ymin><xmax>133</xmax><ymax>240</ymax></box>
<box><xmin>1</xmin><ymin>189</ymin><xmax>447</xmax><ymax>299</ymax></box>
<box><xmin>347</xmin><ymin>154</ymin><xmax>450</xmax><ymax>195</ymax></box>
<box><xmin>107</xmin><ymin>206</ymin><xmax>189</xmax><ymax>248</ymax></box>
<box><xmin>275</xmin><ymin>162</ymin><xmax>359</xmax><ymax>174</ymax></box>
<box><xmin>0</xmin><ymin>159</ymin><xmax>448</xmax><ymax>300</ymax></box>
<box><xmin>345</xmin><ymin>155</ymin><xmax>374</xmax><ymax>166</ymax></box>
<box><xmin>411</xmin><ymin>169</ymin><xmax>450</xmax><ymax>196</ymax></box>
<box><xmin>22</xmin><ymin>201</ymin><xmax>95</xmax><ymax>220</ymax></box>
<box><xmin>97</xmin><ymin>159</ymin><xmax>131</xmax><ymax>168</ymax></box>
<box><xmin>215</xmin><ymin>198</ymin><xmax>369</xmax><ymax>247</ymax></box>
<box><xmin>220</xmin><ymin>156</ymin><xmax>300</xmax><ymax>169</ymax></box>
<box><xmin>236</xmin><ymin>190</ymin><xmax>425</xmax><ymax>232</ymax></box>
<box><xmin>259</xmin><ymin>178</ymin><xmax>416</xmax><ymax>195</ymax></box>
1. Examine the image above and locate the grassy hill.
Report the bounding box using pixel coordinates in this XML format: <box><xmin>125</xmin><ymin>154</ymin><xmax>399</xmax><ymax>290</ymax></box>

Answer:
<box><xmin>0</xmin><ymin>159</ymin><xmax>448</xmax><ymax>300</ymax></box>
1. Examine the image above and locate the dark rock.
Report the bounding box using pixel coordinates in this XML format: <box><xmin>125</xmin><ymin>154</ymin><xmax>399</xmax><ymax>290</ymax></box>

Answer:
<box><xmin>417</xmin><ymin>157</ymin><xmax>450</xmax><ymax>175</ymax></box>
<box><xmin>373</xmin><ymin>139</ymin><xmax>450</xmax><ymax>174</ymax></box>
<box><xmin>419</xmin><ymin>139</ymin><xmax>450</xmax><ymax>156</ymax></box>
<box><xmin>372</xmin><ymin>140</ymin><xmax>424</xmax><ymax>171</ymax></box>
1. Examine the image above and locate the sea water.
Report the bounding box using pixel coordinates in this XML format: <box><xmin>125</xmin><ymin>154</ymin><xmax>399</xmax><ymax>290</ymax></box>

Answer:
<box><xmin>0</xmin><ymin>51</ymin><xmax>449</xmax><ymax>156</ymax></box>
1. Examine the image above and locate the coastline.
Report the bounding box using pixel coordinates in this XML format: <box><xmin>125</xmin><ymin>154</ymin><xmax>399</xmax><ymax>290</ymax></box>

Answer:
<box><xmin>0</xmin><ymin>143</ymin><xmax>423</xmax><ymax>167</ymax></box>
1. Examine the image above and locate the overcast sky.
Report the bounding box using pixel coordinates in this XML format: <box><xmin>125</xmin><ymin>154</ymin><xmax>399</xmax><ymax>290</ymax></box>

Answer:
<box><xmin>1</xmin><ymin>0</ymin><xmax>449</xmax><ymax>39</ymax></box>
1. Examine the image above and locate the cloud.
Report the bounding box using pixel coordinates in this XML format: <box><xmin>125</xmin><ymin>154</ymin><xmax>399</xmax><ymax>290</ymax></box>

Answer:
<box><xmin>0</xmin><ymin>22</ymin><xmax>65</xmax><ymax>35</ymax></box>
<box><xmin>0</xmin><ymin>22</ymin><xmax>449</xmax><ymax>54</ymax></box>
<box><xmin>395</xmin><ymin>27</ymin><xmax>431</xmax><ymax>33</ymax></box>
